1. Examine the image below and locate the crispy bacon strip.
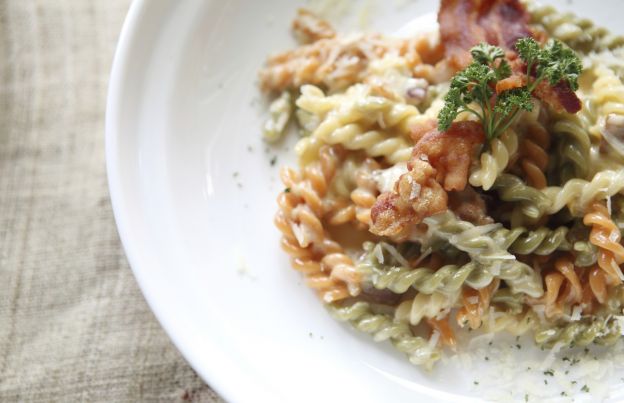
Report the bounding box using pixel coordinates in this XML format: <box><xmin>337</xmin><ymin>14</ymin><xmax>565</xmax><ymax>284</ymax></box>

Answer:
<box><xmin>496</xmin><ymin>57</ymin><xmax>582</xmax><ymax>113</ymax></box>
<box><xmin>370</xmin><ymin>159</ymin><xmax>447</xmax><ymax>239</ymax></box>
<box><xmin>439</xmin><ymin>0</ymin><xmax>581</xmax><ymax>113</ymax></box>
<box><xmin>448</xmin><ymin>186</ymin><xmax>493</xmax><ymax>225</ymax></box>
<box><xmin>370</xmin><ymin>121</ymin><xmax>484</xmax><ymax>239</ymax></box>
<box><xmin>411</xmin><ymin>121</ymin><xmax>485</xmax><ymax>191</ymax></box>
<box><xmin>532</xmin><ymin>79</ymin><xmax>582</xmax><ymax>114</ymax></box>
<box><xmin>438</xmin><ymin>0</ymin><xmax>531</xmax><ymax>70</ymax></box>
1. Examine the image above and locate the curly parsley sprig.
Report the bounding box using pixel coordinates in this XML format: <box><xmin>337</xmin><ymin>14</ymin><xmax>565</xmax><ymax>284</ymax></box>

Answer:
<box><xmin>438</xmin><ymin>38</ymin><xmax>582</xmax><ymax>141</ymax></box>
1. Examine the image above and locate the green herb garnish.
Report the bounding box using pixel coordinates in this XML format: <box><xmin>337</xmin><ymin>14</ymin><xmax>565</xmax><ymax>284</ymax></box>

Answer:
<box><xmin>438</xmin><ymin>38</ymin><xmax>582</xmax><ymax>141</ymax></box>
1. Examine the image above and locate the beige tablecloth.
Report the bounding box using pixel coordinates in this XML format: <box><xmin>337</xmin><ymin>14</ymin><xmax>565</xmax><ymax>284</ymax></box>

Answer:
<box><xmin>0</xmin><ymin>1</ymin><xmax>221</xmax><ymax>401</ymax></box>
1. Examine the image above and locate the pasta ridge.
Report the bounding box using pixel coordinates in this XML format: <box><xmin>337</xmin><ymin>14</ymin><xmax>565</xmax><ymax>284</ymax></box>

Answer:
<box><xmin>519</xmin><ymin>120</ymin><xmax>551</xmax><ymax>189</ymax></box>
<box><xmin>264</xmin><ymin>2</ymin><xmax>624</xmax><ymax>371</ymax></box>
<box><xmin>535</xmin><ymin>317</ymin><xmax>621</xmax><ymax>348</ymax></box>
<box><xmin>358</xmin><ymin>241</ymin><xmax>494</xmax><ymax>294</ymax></box>
<box><xmin>584</xmin><ymin>202</ymin><xmax>624</xmax><ymax>284</ymax></box>
<box><xmin>423</xmin><ymin>212</ymin><xmax>544</xmax><ymax>297</ymax></box>
<box><xmin>492</xmin><ymin>226</ymin><xmax>571</xmax><ymax>255</ymax></box>
<box><xmin>469</xmin><ymin>128</ymin><xmax>519</xmax><ymax>190</ymax></box>
<box><xmin>350</xmin><ymin>158</ymin><xmax>382</xmax><ymax>228</ymax></box>
<box><xmin>527</xmin><ymin>3</ymin><xmax>624</xmax><ymax>54</ymax></box>
<box><xmin>329</xmin><ymin>301</ymin><xmax>441</xmax><ymax>367</ymax></box>
<box><xmin>275</xmin><ymin>145</ymin><xmax>360</xmax><ymax>301</ymax></box>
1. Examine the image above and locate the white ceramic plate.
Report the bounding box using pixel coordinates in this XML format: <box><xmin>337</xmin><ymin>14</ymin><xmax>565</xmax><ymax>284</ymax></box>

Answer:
<box><xmin>106</xmin><ymin>1</ymin><xmax>624</xmax><ymax>401</ymax></box>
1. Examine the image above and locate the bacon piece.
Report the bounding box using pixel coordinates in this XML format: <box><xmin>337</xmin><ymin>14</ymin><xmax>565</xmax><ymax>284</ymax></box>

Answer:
<box><xmin>438</xmin><ymin>0</ymin><xmax>531</xmax><ymax>70</ymax></box>
<box><xmin>411</xmin><ymin>121</ymin><xmax>485</xmax><ymax>191</ymax></box>
<box><xmin>495</xmin><ymin>74</ymin><xmax>525</xmax><ymax>94</ymax></box>
<box><xmin>409</xmin><ymin>119</ymin><xmax>438</xmax><ymax>143</ymax></box>
<box><xmin>502</xmin><ymin>57</ymin><xmax>582</xmax><ymax>113</ymax></box>
<box><xmin>439</xmin><ymin>1</ymin><xmax>581</xmax><ymax>113</ymax></box>
<box><xmin>370</xmin><ymin>121</ymin><xmax>484</xmax><ymax>239</ymax></box>
<box><xmin>370</xmin><ymin>159</ymin><xmax>447</xmax><ymax>239</ymax></box>
<box><xmin>532</xmin><ymin>79</ymin><xmax>581</xmax><ymax>113</ymax></box>
<box><xmin>448</xmin><ymin>186</ymin><xmax>494</xmax><ymax>225</ymax></box>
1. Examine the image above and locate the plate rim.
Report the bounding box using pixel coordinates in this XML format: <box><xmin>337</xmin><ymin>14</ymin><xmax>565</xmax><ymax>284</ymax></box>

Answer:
<box><xmin>105</xmin><ymin>1</ymin><xmax>244</xmax><ymax>401</ymax></box>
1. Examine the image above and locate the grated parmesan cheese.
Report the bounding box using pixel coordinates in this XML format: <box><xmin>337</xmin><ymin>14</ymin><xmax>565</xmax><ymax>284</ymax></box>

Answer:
<box><xmin>372</xmin><ymin>162</ymin><xmax>407</xmax><ymax>193</ymax></box>
<box><xmin>428</xmin><ymin>330</ymin><xmax>441</xmax><ymax>350</ymax></box>
<box><xmin>373</xmin><ymin>243</ymin><xmax>384</xmax><ymax>264</ymax></box>
<box><xmin>381</xmin><ymin>242</ymin><xmax>410</xmax><ymax>267</ymax></box>
<box><xmin>571</xmin><ymin>305</ymin><xmax>582</xmax><ymax>321</ymax></box>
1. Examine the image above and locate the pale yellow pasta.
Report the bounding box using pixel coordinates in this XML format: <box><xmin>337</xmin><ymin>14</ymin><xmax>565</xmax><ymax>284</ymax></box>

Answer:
<box><xmin>295</xmin><ymin>83</ymin><xmax>425</xmax><ymax>164</ymax></box>
<box><xmin>469</xmin><ymin>128</ymin><xmax>519</xmax><ymax>190</ymax></box>
<box><xmin>264</xmin><ymin>3</ymin><xmax>624</xmax><ymax>373</ymax></box>
<box><xmin>395</xmin><ymin>292</ymin><xmax>459</xmax><ymax>326</ymax></box>
<box><xmin>541</xmin><ymin>168</ymin><xmax>624</xmax><ymax>216</ymax></box>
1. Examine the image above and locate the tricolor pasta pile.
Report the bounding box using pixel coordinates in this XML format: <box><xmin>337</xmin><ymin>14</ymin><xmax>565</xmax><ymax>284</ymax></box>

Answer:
<box><xmin>260</xmin><ymin>1</ymin><xmax>624</xmax><ymax>369</ymax></box>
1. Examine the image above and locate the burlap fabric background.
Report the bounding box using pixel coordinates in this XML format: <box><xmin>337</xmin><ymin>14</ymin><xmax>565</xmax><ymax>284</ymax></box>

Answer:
<box><xmin>0</xmin><ymin>1</ymin><xmax>222</xmax><ymax>401</ymax></box>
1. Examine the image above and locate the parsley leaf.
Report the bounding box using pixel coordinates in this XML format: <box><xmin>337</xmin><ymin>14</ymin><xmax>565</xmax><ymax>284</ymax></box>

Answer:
<box><xmin>516</xmin><ymin>37</ymin><xmax>582</xmax><ymax>91</ymax></box>
<box><xmin>438</xmin><ymin>37</ymin><xmax>582</xmax><ymax>142</ymax></box>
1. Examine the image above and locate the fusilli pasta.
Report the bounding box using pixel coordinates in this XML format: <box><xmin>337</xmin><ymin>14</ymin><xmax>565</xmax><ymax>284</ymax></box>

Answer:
<box><xmin>469</xmin><ymin>128</ymin><xmax>519</xmax><ymax>190</ymax></box>
<box><xmin>329</xmin><ymin>301</ymin><xmax>441</xmax><ymax>368</ymax></box>
<box><xmin>264</xmin><ymin>2</ymin><xmax>624</xmax><ymax>372</ymax></box>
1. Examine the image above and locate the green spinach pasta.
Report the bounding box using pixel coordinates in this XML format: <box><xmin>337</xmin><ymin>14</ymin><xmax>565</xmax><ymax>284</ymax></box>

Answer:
<box><xmin>260</xmin><ymin>0</ymin><xmax>624</xmax><ymax>372</ymax></box>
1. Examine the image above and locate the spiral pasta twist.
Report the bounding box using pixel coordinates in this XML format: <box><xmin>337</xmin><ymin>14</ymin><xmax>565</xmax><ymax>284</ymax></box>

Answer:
<box><xmin>395</xmin><ymin>291</ymin><xmax>459</xmax><ymax>326</ymax></box>
<box><xmin>492</xmin><ymin>174</ymin><xmax>550</xmax><ymax>219</ymax></box>
<box><xmin>527</xmin><ymin>3</ymin><xmax>624</xmax><ymax>54</ymax></box>
<box><xmin>554</xmin><ymin>256</ymin><xmax>583</xmax><ymax>304</ymax></box>
<box><xmin>583</xmin><ymin>266</ymin><xmax>609</xmax><ymax>310</ymax></box>
<box><xmin>302</xmin><ymin>84</ymin><xmax>424</xmax><ymax>132</ymax></box>
<box><xmin>329</xmin><ymin>301</ymin><xmax>441</xmax><ymax>368</ymax></box>
<box><xmin>491</xmin><ymin>226</ymin><xmax>571</xmax><ymax>255</ymax></box>
<box><xmin>534</xmin><ymin>317</ymin><xmax>621</xmax><ymax>349</ymax></box>
<box><xmin>295</xmin><ymin>84</ymin><xmax>420</xmax><ymax>164</ymax></box>
<box><xmin>491</xmin><ymin>288</ymin><xmax>525</xmax><ymax>315</ymax></box>
<box><xmin>423</xmin><ymin>212</ymin><xmax>544</xmax><ymax>297</ymax></box>
<box><xmin>538</xmin><ymin>168</ymin><xmax>624</xmax><ymax>217</ymax></box>
<box><xmin>550</xmin><ymin>116</ymin><xmax>591</xmax><ymax>184</ymax></box>
<box><xmin>519</xmin><ymin>120</ymin><xmax>551</xmax><ymax>189</ymax></box>
<box><xmin>324</xmin><ymin>198</ymin><xmax>357</xmax><ymax>225</ymax></box>
<box><xmin>350</xmin><ymin>158</ymin><xmax>382</xmax><ymax>227</ymax></box>
<box><xmin>469</xmin><ymin>128</ymin><xmax>519</xmax><ymax>191</ymax></box>
<box><xmin>593</xmin><ymin>66</ymin><xmax>624</xmax><ymax>119</ymax></box>
<box><xmin>357</xmin><ymin>241</ymin><xmax>495</xmax><ymax>295</ymax></box>
<box><xmin>456</xmin><ymin>279</ymin><xmax>500</xmax><ymax>329</ymax></box>
<box><xmin>573</xmin><ymin>241</ymin><xmax>599</xmax><ymax>267</ymax></box>
<box><xmin>531</xmin><ymin>256</ymin><xmax>583</xmax><ymax>318</ymax></box>
<box><xmin>591</xmin><ymin>65</ymin><xmax>624</xmax><ymax>158</ymax></box>
<box><xmin>275</xmin><ymin>145</ymin><xmax>360</xmax><ymax>301</ymax></box>
<box><xmin>265</xmin><ymin>4</ymin><xmax>624</xmax><ymax>371</ymax></box>
<box><xmin>583</xmin><ymin>202</ymin><xmax>624</xmax><ymax>284</ymax></box>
